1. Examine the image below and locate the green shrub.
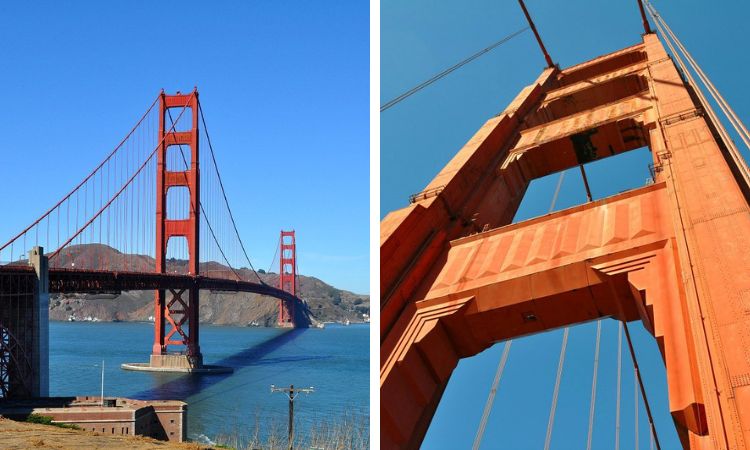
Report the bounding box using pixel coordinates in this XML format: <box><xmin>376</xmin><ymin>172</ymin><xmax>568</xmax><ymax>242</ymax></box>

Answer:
<box><xmin>26</xmin><ymin>414</ymin><xmax>81</xmax><ymax>430</ymax></box>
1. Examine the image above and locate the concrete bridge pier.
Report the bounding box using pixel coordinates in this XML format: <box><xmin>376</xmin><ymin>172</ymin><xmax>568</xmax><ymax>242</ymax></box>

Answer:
<box><xmin>29</xmin><ymin>246</ymin><xmax>49</xmax><ymax>398</ymax></box>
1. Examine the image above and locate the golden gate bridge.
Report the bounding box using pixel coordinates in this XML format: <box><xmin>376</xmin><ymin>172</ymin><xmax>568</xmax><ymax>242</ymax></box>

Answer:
<box><xmin>0</xmin><ymin>89</ymin><xmax>304</xmax><ymax>397</ymax></box>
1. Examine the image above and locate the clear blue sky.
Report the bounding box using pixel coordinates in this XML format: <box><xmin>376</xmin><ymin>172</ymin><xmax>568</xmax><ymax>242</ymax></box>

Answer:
<box><xmin>382</xmin><ymin>0</ymin><xmax>750</xmax><ymax>448</ymax></box>
<box><xmin>0</xmin><ymin>1</ymin><xmax>369</xmax><ymax>294</ymax></box>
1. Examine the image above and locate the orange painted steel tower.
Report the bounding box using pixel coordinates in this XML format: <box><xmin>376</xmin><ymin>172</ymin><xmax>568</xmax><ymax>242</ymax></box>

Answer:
<box><xmin>152</xmin><ymin>90</ymin><xmax>203</xmax><ymax>368</ymax></box>
<box><xmin>278</xmin><ymin>230</ymin><xmax>297</xmax><ymax>327</ymax></box>
<box><xmin>381</xmin><ymin>33</ymin><xmax>750</xmax><ymax>450</ymax></box>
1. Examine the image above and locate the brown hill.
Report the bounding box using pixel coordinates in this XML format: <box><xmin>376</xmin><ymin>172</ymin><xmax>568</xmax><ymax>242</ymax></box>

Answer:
<box><xmin>48</xmin><ymin>244</ymin><xmax>369</xmax><ymax>327</ymax></box>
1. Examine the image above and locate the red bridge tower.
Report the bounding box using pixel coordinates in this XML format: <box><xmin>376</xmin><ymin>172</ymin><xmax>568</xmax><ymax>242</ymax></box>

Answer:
<box><xmin>278</xmin><ymin>230</ymin><xmax>297</xmax><ymax>327</ymax></box>
<box><xmin>152</xmin><ymin>90</ymin><xmax>203</xmax><ymax>369</ymax></box>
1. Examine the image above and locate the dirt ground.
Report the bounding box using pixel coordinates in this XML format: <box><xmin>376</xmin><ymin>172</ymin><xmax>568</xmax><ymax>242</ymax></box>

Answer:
<box><xmin>0</xmin><ymin>417</ymin><xmax>214</xmax><ymax>449</ymax></box>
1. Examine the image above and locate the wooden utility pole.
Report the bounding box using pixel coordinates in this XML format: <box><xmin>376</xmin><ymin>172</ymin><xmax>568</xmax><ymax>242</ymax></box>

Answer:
<box><xmin>270</xmin><ymin>384</ymin><xmax>314</xmax><ymax>449</ymax></box>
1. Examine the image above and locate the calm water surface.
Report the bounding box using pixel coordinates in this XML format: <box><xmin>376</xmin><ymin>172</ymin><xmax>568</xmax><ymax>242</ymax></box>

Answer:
<box><xmin>50</xmin><ymin>321</ymin><xmax>369</xmax><ymax>443</ymax></box>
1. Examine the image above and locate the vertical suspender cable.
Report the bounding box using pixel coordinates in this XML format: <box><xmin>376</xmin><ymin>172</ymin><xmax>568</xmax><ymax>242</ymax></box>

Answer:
<box><xmin>542</xmin><ymin>169</ymin><xmax>568</xmax><ymax>450</ymax></box>
<box><xmin>622</xmin><ymin>322</ymin><xmax>661</xmax><ymax>450</ymax></box>
<box><xmin>645</xmin><ymin>2</ymin><xmax>750</xmax><ymax>188</ymax></box>
<box><xmin>549</xmin><ymin>171</ymin><xmax>565</xmax><ymax>212</ymax></box>
<box><xmin>517</xmin><ymin>0</ymin><xmax>554</xmax><ymax>67</ymax></box>
<box><xmin>473</xmin><ymin>169</ymin><xmax>566</xmax><ymax>450</ymax></box>
<box><xmin>585</xmin><ymin>320</ymin><xmax>602</xmax><ymax>450</ymax></box>
<box><xmin>648</xmin><ymin>2</ymin><xmax>750</xmax><ymax>153</ymax></box>
<box><xmin>578</xmin><ymin>165</ymin><xmax>593</xmax><ymax>202</ymax></box>
<box><xmin>635</xmin><ymin>367</ymin><xmax>640</xmax><ymax>449</ymax></box>
<box><xmin>198</xmin><ymin>103</ymin><xmax>264</xmax><ymax>282</ymax></box>
<box><xmin>269</xmin><ymin>235</ymin><xmax>281</xmax><ymax>274</ymax></box>
<box><xmin>636</xmin><ymin>0</ymin><xmax>652</xmax><ymax>34</ymax></box>
<box><xmin>650</xmin><ymin>426</ymin><xmax>655</xmax><ymax>450</ymax></box>
<box><xmin>543</xmin><ymin>327</ymin><xmax>569</xmax><ymax>450</ymax></box>
<box><xmin>472</xmin><ymin>340</ymin><xmax>512</xmax><ymax>450</ymax></box>
<box><xmin>615</xmin><ymin>322</ymin><xmax>622</xmax><ymax>450</ymax></box>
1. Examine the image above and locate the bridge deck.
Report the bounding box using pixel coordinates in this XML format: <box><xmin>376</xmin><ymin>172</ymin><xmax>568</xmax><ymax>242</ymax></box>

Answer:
<box><xmin>0</xmin><ymin>266</ymin><xmax>297</xmax><ymax>302</ymax></box>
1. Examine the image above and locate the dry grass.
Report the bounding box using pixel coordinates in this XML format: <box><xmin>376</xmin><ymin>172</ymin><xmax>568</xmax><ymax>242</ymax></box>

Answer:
<box><xmin>0</xmin><ymin>416</ymin><xmax>207</xmax><ymax>449</ymax></box>
<box><xmin>212</xmin><ymin>412</ymin><xmax>369</xmax><ymax>450</ymax></box>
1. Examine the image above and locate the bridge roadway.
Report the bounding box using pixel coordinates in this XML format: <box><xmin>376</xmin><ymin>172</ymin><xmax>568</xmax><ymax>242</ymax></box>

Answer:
<box><xmin>0</xmin><ymin>265</ymin><xmax>298</xmax><ymax>303</ymax></box>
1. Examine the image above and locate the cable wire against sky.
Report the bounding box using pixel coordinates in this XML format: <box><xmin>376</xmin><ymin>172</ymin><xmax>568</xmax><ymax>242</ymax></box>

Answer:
<box><xmin>198</xmin><ymin>102</ymin><xmax>265</xmax><ymax>283</ymax></box>
<box><xmin>380</xmin><ymin>27</ymin><xmax>529</xmax><ymax>112</ymax></box>
<box><xmin>472</xmin><ymin>340</ymin><xmax>512</xmax><ymax>450</ymax></box>
<box><xmin>473</xmin><ymin>166</ymin><xmax>567</xmax><ymax>449</ymax></box>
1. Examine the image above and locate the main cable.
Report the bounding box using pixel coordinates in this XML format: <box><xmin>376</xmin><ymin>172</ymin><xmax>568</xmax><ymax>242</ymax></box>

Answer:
<box><xmin>645</xmin><ymin>1</ymin><xmax>750</xmax><ymax>188</ymax></box>
<box><xmin>165</xmin><ymin>108</ymin><xmax>245</xmax><ymax>282</ymax></box>
<box><xmin>647</xmin><ymin>1</ymin><xmax>750</xmax><ymax>153</ymax></box>
<box><xmin>0</xmin><ymin>94</ymin><xmax>159</xmax><ymax>254</ymax></box>
<box><xmin>50</xmin><ymin>94</ymin><xmax>194</xmax><ymax>261</ymax></box>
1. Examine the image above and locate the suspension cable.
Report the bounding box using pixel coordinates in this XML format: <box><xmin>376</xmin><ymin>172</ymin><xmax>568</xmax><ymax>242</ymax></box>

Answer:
<box><xmin>197</xmin><ymin>101</ymin><xmax>264</xmax><ymax>283</ymax></box>
<box><xmin>549</xmin><ymin>171</ymin><xmax>566</xmax><ymax>212</ymax></box>
<box><xmin>650</xmin><ymin>425</ymin><xmax>655</xmax><ymax>450</ymax></box>
<box><xmin>472</xmin><ymin>340</ymin><xmax>512</xmax><ymax>450</ymax></box>
<box><xmin>640</xmin><ymin>6</ymin><xmax>743</xmax><ymax>449</ymax></box>
<box><xmin>0</xmin><ymin>94</ymin><xmax>160</xmax><ymax>254</ymax></box>
<box><xmin>585</xmin><ymin>320</ymin><xmax>602</xmax><ymax>450</ymax></box>
<box><xmin>380</xmin><ymin>27</ymin><xmax>529</xmax><ymax>112</ymax></box>
<box><xmin>644</xmin><ymin>2</ymin><xmax>750</xmax><ymax>188</ymax></box>
<box><xmin>541</xmin><ymin>168</ymin><xmax>569</xmax><ymax>450</ymax></box>
<box><xmin>49</xmin><ymin>94</ymin><xmax>194</xmax><ymax>260</ymax></box>
<box><xmin>543</xmin><ymin>327</ymin><xmax>569</xmax><ymax>450</ymax></box>
<box><xmin>644</xmin><ymin>11</ymin><xmax>734</xmax><ymax>448</ymax></box>
<box><xmin>647</xmin><ymin>2</ymin><xmax>750</xmax><ymax>152</ymax></box>
<box><xmin>622</xmin><ymin>321</ymin><xmax>662</xmax><ymax>450</ymax></box>
<box><xmin>165</xmin><ymin>109</ymin><xmax>246</xmax><ymax>282</ymax></box>
<box><xmin>615</xmin><ymin>322</ymin><xmax>622</xmax><ymax>450</ymax></box>
<box><xmin>473</xmin><ymin>169</ymin><xmax>566</xmax><ymax>449</ymax></box>
<box><xmin>635</xmin><ymin>365</ymin><xmax>640</xmax><ymax>449</ymax></box>
<box><xmin>268</xmin><ymin>234</ymin><xmax>280</xmax><ymax>274</ymax></box>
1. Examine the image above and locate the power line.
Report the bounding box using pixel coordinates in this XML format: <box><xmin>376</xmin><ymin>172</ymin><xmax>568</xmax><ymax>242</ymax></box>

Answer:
<box><xmin>380</xmin><ymin>27</ymin><xmax>529</xmax><ymax>112</ymax></box>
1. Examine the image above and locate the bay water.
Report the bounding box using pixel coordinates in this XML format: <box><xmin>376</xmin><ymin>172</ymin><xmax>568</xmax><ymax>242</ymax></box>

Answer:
<box><xmin>49</xmin><ymin>321</ymin><xmax>369</xmax><ymax>445</ymax></box>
